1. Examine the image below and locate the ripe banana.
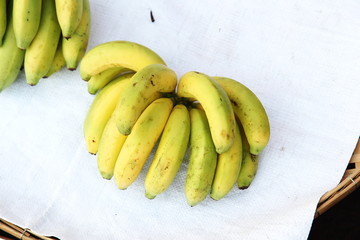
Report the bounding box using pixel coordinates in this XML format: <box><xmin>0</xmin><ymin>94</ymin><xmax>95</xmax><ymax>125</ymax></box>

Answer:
<box><xmin>177</xmin><ymin>71</ymin><xmax>235</xmax><ymax>154</ymax></box>
<box><xmin>114</xmin><ymin>98</ymin><xmax>174</xmax><ymax>190</ymax></box>
<box><xmin>237</xmin><ymin>123</ymin><xmax>259</xmax><ymax>189</ymax></box>
<box><xmin>87</xmin><ymin>67</ymin><xmax>130</xmax><ymax>95</ymax></box>
<box><xmin>79</xmin><ymin>41</ymin><xmax>166</xmax><ymax>80</ymax></box>
<box><xmin>24</xmin><ymin>0</ymin><xmax>61</xmax><ymax>86</ymax></box>
<box><xmin>97</xmin><ymin>113</ymin><xmax>127</xmax><ymax>180</ymax></box>
<box><xmin>214</xmin><ymin>77</ymin><xmax>270</xmax><ymax>155</ymax></box>
<box><xmin>145</xmin><ymin>104</ymin><xmax>190</xmax><ymax>199</ymax></box>
<box><xmin>185</xmin><ymin>107</ymin><xmax>217</xmax><ymax>207</ymax></box>
<box><xmin>0</xmin><ymin>4</ymin><xmax>25</xmax><ymax>92</ymax></box>
<box><xmin>55</xmin><ymin>0</ymin><xmax>83</xmax><ymax>38</ymax></box>
<box><xmin>62</xmin><ymin>0</ymin><xmax>90</xmax><ymax>70</ymax></box>
<box><xmin>0</xmin><ymin>0</ymin><xmax>7</xmax><ymax>46</ymax></box>
<box><xmin>115</xmin><ymin>64</ymin><xmax>177</xmax><ymax>135</ymax></box>
<box><xmin>210</xmin><ymin>122</ymin><xmax>242</xmax><ymax>200</ymax></box>
<box><xmin>84</xmin><ymin>73</ymin><xmax>134</xmax><ymax>154</ymax></box>
<box><xmin>12</xmin><ymin>0</ymin><xmax>42</xmax><ymax>49</ymax></box>
<box><xmin>43</xmin><ymin>38</ymin><xmax>65</xmax><ymax>78</ymax></box>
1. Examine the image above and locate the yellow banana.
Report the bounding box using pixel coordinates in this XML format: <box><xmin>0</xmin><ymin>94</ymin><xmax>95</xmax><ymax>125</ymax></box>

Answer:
<box><xmin>87</xmin><ymin>67</ymin><xmax>130</xmax><ymax>95</ymax></box>
<box><xmin>97</xmin><ymin>113</ymin><xmax>127</xmax><ymax>180</ymax></box>
<box><xmin>0</xmin><ymin>0</ymin><xmax>7</xmax><ymax>46</ymax></box>
<box><xmin>43</xmin><ymin>38</ymin><xmax>65</xmax><ymax>78</ymax></box>
<box><xmin>145</xmin><ymin>104</ymin><xmax>190</xmax><ymax>199</ymax></box>
<box><xmin>55</xmin><ymin>0</ymin><xmax>83</xmax><ymax>38</ymax></box>
<box><xmin>237</xmin><ymin>122</ymin><xmax>259</xmax><ymax>189</ymax></box>
<box><xmin>114</xmin><ymin>98</ymin><xmax>174</xmax><ymax>190</ymax></box>
<box><xmin>84</xmin><ymin>73</ymin><xmax>134</xmax><ymax>154</ymax></box>
<box><xmin>79</xmin><ymin>41</ymin><xmax>166</xmax><ymax>80</ymax></box>
<box><xmin>0</xmin><ymin>4</ymin><xmax>25</xmax><ymax>92</ymax></box>
<box><xmin>13</xmin><ymin>0</ymin><xmax>42</xmax><ymax>49</ymax></box>
<box><xmin>177</xmin><ymin>71</ymin><xmax>235</xmax><ymax>154</ymax></box>
<box><xmin>214</xmin><ymin>77</ymin><xmax>270</xmax><ymax>155</ymax></box>
<box><xmin>210</xmin><ymin>122</ymin><xmax>242</xmax><ymax>201</ymax></box>
<box><xmin>114</xmin><ymin>64</ymin><xmax>177</xmax><ymax>135</ymax></box>
<box><xmin>62</xmin><ymin>0</ymin><xmax>90</xmax><ymax>70</ymax></box>
<box><xmin>24</xmin><ymin>0</ymin><xmax>61</xmax><ymax>86</ymax></box>
<box><xmin>185</xmin><ymin>107</ymin><xmax>217</xmax><ymax>207</ymax></box>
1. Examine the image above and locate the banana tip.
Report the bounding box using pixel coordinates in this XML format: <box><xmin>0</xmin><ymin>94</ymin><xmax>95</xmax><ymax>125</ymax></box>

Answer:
<box><xmin>239</xmin><ymin>186</ymin><xmax>249</xmax><ymax>190</ymax></box>
<box><xmin>68</xmin><ymin>67</ymin><xmax>77</xmax><ymax>71</ymax></box>
<box><xmin>145</xmin><ymin>192</ymin><xmax>156</xmax><ymax>200</ymax></box>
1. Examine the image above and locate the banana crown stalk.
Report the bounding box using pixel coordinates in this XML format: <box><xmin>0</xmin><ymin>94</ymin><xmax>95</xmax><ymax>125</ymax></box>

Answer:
<box><xmin>177</xmin><ymin>71</ymin><xmax>235</xmax><ymax>154</ymax></box>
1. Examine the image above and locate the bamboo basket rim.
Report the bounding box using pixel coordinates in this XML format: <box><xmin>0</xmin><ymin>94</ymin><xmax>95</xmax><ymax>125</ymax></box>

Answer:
<box><xmin>315</xmin><ymin>137</ymin><xmax>360</xmax><ymax>218</ymax></box>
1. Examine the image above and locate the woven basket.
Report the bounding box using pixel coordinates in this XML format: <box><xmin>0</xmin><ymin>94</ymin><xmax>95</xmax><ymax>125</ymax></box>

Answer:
<box><xmin>1</xmin><ymin>139</ymin><xmax>359</xmax><ymax>239</ymax></box>
<box><xmin>315</xmin><ymin>137</ymin><xmax>360</xmax><ymax>218</ymax></box>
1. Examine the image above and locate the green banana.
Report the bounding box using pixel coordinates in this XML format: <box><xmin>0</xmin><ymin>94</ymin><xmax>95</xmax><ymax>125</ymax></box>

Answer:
<box><xmin>237</xmin><ymin>122</ymin><xmax>259</xmax><ymax>189</ymax></box>
<box><xmin>13</xmin><ymin>0</ymin><xmax>42</xmax><ymax>49</ymax></box>
<box><xmin>97</xmin><ymin>113</ymin><xmax>127</xmax><ymax>180</ymax></box>
<box><xmin>0</xmin><ymin>0</ymin><xmax>7</xmax><ymax>46</ymax></box>
<box><xmin>185</xmin><ymin>107</ymin><xmax>217</xmax><ymax>207</ymax></box>
<box><xmin>177</xmin><ymin>71</ymin><xmax>235</xmax><ymax>154</ymax></box>
<box><xmin>43</xmin><ymin>38</ymin><xmax>65</xmax><ymax>78</ymax></box>
<box><xmin>114</xmin><ymin>64</ymin><xmax>177</xmax><ymax>135</ymax></box>
<box><xmin>214</xmin><ymin>77</ymin><xmax>270</xmax><ymax>155</ymax></box>
<box><xmin>114</xmin><ymin>98</ymin><xmax>174</xmax><ymax>190</ymax></box>
<box><xmin>79</xmin><ymin>41</ymin><xmax>166</xmax><ymax>80</ymax></box>
<box><xmin>0</xmin><ymin>3</ymin><xmax>25</xmax><ymax>92</ymax></box>
<box><xmin>84</xmin><ymin>73</ymin><xmax>134</xmax><ymax>154</ymax></box>
<box><xmin>55</xmin><ymin>0</ymin><xmax>83</xmax><ymax>38</ymax></box>
<box><xmin>210</xmin><ymin>122</ymin><xmax>242</xmax><ymax>200</ymax></box>
<box><xmin>24</xmin><ymin>0</ymin><xmax>61</xmax><ymax>86</ymax></box>
<box><xmin>87</xmin><ymin>67</ymin><xmax>130</xmax><ymax>95</ymax></box>
<box><xmin>145</xmin><ymin>104</ymin><xmax>190</xmax><ymax>199</ymax></box>
<box><xmin>62</xmin><ymin>0</ymin><xmax>90</xmax><ymax>70</ymax></box>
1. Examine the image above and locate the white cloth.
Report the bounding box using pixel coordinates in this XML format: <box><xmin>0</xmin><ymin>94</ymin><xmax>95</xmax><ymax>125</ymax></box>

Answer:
<box><xmin>1</xmin><ymin>0</ymin><xmax>360</xmax><ymax>239</ymax></box>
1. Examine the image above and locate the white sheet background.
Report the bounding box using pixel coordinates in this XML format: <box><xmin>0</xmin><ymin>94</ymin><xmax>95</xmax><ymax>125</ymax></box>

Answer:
<box><xmin>1</xmin><ymin>0</ymin><xmax>360</xmax><ymax>239</ymax></box>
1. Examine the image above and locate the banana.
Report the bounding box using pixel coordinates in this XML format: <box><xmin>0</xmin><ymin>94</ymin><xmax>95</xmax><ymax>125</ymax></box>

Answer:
<box><xmin>185</xmin><ymin>107</ymin><xmax>217</xmax><ymax>207</ymax></box>
<box><xmin>62</xmin><ymin>0</ymin><xmax>90</xmax><ymax>70</ymax></box>
<box><xmin>214</xmin><ymin>77</ymin><xmax>270</xmax><ymax>155</ymax></box>
<box><xmin>177</xmin><ymin>71</ymin><xmax>235</xmax><ymax>154</ymax></box>
<box><xmin>114</xmin><ymin>98</ymin><xmax>174</xmax><ymax>190</ymax></box>
<box><xmin>0</xmin><ymin>3</ymin><xmax>25</xmax><ymax>92</ymax></box>
<box><xmin>84</xmin><ymin>73</ymin><xmax>134</xmax><ymax>154</ymax></box>
<box><xmin>12</xmin><ymin>0</ymin><xmax>42</xmax><ymax>49</ymax></box>
<box><xmin>0</xmin><ymin>0</ymin><xmax>7</xmax><ymax>46</ymax></box>
<box><xmin>43</xmin><ymin>38</ymin><xmax>65</xmax><ymax>78</ymax></box>
<box><xmin>79</xmin><ymin>41</ymin><xmax>166</xmax><ymax>81</ymax></box>
<box><xmin>97</xmin><ymin>113</ymin><xmax>127</xmax><ymax>180</ymax></box>
<box><xmin>145</xmin><ymin>104</ymin><xmax>190</xmax><ymax>199</ymax></box>
<box><xmin>24</xmin><ymin>0</ymin><xmax>61</xmax><ymax>86</ymax></box>
<box><xmin>237</xmin><ymin>122</ymin><xmax>259</xmax><ymax>189</ymax></box>
<box><xmin>55</xmin><ymin>0</ymin><xmax>83</xmax><ymax>38</ymax></box>
<box><xmin>87</xmin><ymin>67</ymin><xmax>130</xmax><ymax>95</ymax></box>
<box><xmin>210</xmin><ymin>122</ymin><xmax>242</xmax><ymax>200</ymax></box>
<box><xmin>114</xmin><ymin>64</ymin><xmax>177</xmax><ymax>135</ymax></box>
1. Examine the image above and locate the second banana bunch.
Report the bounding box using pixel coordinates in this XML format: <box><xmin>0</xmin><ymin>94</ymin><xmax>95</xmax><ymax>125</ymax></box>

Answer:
<box><xmin>82</xmin><ymin>41</ymin><xmax>271</xmax><ymax>206</ymax></box>
<box><xmin>0</xmin><ymin>0</ymin><xmax>90</xmax><ymax>91</ymax></box>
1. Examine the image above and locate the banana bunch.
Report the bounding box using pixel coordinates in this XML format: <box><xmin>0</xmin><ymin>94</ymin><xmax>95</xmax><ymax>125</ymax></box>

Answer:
<box><xmin>0</xmin><ymin>0</ymin><xmax>90</xmax><ymax>91</ymax></box>
<box><xmin>82</xmin><ymin>40</ymin><xmax>271</xmax><ymax>206</ymax></box>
